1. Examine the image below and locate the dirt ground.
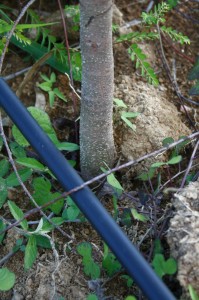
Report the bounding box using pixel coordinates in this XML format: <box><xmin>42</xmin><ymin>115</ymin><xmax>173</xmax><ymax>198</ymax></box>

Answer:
<box><xmin>0</xmin><ymin>0</ymin><xmax>199</xmax><ymax>299</ymax></box>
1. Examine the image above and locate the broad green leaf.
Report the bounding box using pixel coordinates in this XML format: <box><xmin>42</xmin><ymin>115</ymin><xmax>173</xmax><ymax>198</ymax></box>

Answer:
<box><xmin>12</xmin><ymin>107</ymin><xmax>54</xmax><ymax>146</ymax></box>
<box><xmin>162</xmin><ymin>137</ymin><xmax>174</xmax><ymax>146</ymax></box>
<box><xmin>8</xmin><ymin>200</ymin><xmax>28</xmax><ymax>230</ymax></box>
<box><xmin>32</xmin><ymin>177</ymin><xmax>64</xmax><ymax>214</ymax></box>
<box><xmin>35</xmin><ymin>235</ymin><xmax>51</xmax><ymax>249</ymax></box>
<box><xmin>62</xmin><ymin>206</ymin><xmax>80</xmax><ymax>221</ymax></box>
<box><xmin>50</xmin><ymin>72</ymin><xmax>56</xmax><ymax>83</ymax></box>
<box><xmin>0</xmin><ymin>177</ymin><xmax>8</xmax><ymax>208</ymax></box>
<box><xmin>24</xmin><ymin>235</ymin><xmax>37</xmax><ymax>270</ymax></box>
<box><xmin>167</xmin><ymin>155</ymin><xmax>182</xmax><ymax>165</ymax></box>
<box><xmin>0</xmin><ymin>159</ymin><xmax>9</xmax><ymax>177</ymax></box>
<box><xmin>152</xmin><ymin>254</ymin><xmax>177</xmax><ymax>278</ymax></box>
<box><xmin>77</xmin><ymin>242</ymin><xmax>92</xmax><ymax>257</ymax></box>
<box><xmin>0</xmin><ymin>220</ymin><xmax>6</xmax><ymax>243</ymax></box>
<box><xmin>107</xmin><ymin>173</ymin><xmax>123</xmax><ymax>191</ymax></box>
<box><xmin>0</xmin><ymin>268</ymin><xmax>15</xmax><ymax>291</ymax></box>
<box><xmin>125</xmin><ymin>296</ymin><xmax>136</xmax><ymax>300</ymax></box>
<box><xmin>131</xmin><ymin>208</ymin><xmax>148</xmax><ymax>222</ymax></box>
<box><xmin>9</xmin><ymin>142</ymin><xmax>26</xmax><ymax>158</ymax></box>
<box><xmin>37</xmin><ymin>81</ymin><xmax>52</xmax><ymax>92</ymax></box>
<box><xmin>16</xmin><ymin>157</ymin><xmax>46</xmax><ymax>172</ymax></box>
<box><xmin>6</xmin><ymin>168</ymin><xmax>32</xmax><ymax>187</ymax></box>
<box><xmin>113</xmin><ymin>98</ymin><xmax>127</xmax><ymax>108</ymax></box>
<box><xmin>41</xmin><ymin>217</ymin><xmax>64</xmax><ymax>233</ymax></box>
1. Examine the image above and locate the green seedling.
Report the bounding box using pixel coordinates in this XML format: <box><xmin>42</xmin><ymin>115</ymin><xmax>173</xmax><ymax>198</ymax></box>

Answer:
<box><xmin>62</xmin><ymin>196</ymin><xmax>82</xmax><ymax>221</ymax></box>
<box><xmin>0</xmin><ymin>268</ymin><xmax>15</xmax><ymax>291</ymax></box>
<box><xmin>87</xmin><ymin>295</ymin><xmax>98</xmax><ymax>300</ymax></box>
<box><xmin>37</xmin><ymin>72</ymin><xmax>67</xmax><ymax>107</ymax></box>
<box><xmin>77</xmin><ymin>242</ymin><xmax>100</xmax><ymax>279</ymax></box>
<box><xmin>102</xmin><ymin>243</ymin><xmax>122</xmax><ymax>276</ymax></box>
<box><xmin>116</xmin><ymin>2</ymin><xmax>190</xmax><ymax>85</ymax></box>
<box><xmin>152</xmin><ymin>253</ymin><xmax>177</xmax><ymax>278</ymax></box>
<box><xmin>114</xmin><ymin>98</ymin><xmax>140</xmax><ymax>131</ymax></box>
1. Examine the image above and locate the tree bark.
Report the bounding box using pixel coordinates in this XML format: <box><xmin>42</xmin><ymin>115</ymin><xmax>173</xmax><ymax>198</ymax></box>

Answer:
<box><xmin>80</xmin><ymin>0</ymin><xmax>116</xmax><ymax>180</ymax></box>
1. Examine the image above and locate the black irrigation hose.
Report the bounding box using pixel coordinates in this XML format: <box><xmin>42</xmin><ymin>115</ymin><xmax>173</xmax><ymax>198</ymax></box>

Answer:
<box><xmin>0</xmin><ymin>78</ymin><xmax>176</xmax><ymax>300</ymax></box>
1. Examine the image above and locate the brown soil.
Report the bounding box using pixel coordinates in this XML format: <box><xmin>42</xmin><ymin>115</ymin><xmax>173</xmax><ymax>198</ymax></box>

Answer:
<box><xmin>0</xmin><ymin>1</ymin><xmax>199</xmax><ymax>300</ymax></box>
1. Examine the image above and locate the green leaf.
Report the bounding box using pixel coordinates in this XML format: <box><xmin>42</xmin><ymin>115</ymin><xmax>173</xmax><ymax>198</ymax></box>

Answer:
<box><xmin>0</xmin><ymin>177</ymin><xmax>8</xmax><ymax>208</ymax></box>
<box><xmin>24</xmin><ymin>235</ymin><xmax>37</xmax><ymax>270</ymax></box>
<box><xmin>16</xmin><ymin>157</ymin><xmax>46</xmax><ymax>172</ymax></box>
<box><xmin>167</xmin><ymin>155</ymin><xmax>182</xmax><ymax>165</ymax></box>
<box><xmin>0</xmin><ymin>268</ymin><xmax>15</xmax><ymax>291</ymax></box>
<box><xmin>12</xmin><ymin>107</ymin><xmax>54</xmax><ymax>146</ymax></box>
<box><xmin>49</xmin><ymin>90</ymin><xmax>55</xmax><ymax>107</ymax></box>
<box><xmin>151</xmin><ymin>161</ymin><xmax>166</xmax><ymax>168</ymax></box>
<box><xmin>50</xmin><ymin>72</ymin><xmax>56</xmax><ymax>83</ymax></box>
<box><xmin>102</xmin><ymin>244</ymin><xmax>121</xmax><ymax>276</ymax></box>
<box><xmin>77</xmin><ymin>242</ymin><xmax>100</xmax><ymax>279</ymax></box>
<box><xmin>113</xmin><ymin>98</ymin><xmax>127</xmax><ymax>108</ymax></box>
<box><xmin>9</xmin><ymin>141</ymin><xmax>26</xmax><ymax>158</ymax></box>
<box><xmin>0</xmin><ymin>136</ymin><xmax>3</xmax><ymax>151</ymax></box>
<box><xmin>0</xmin><ymin>159</ymin><xmax>9</xmax><ymax>177</ymax></box>
<box><xmin>53</xmin><ymin>88</ymin><xmax>67</xmax><ymax>102</ymax></box>
<box><xmin>162</xmin><ymin>137</ymin><xmax>174</xmax><ymax>146</ymax></box>
<box><xmin>37</xmin><ymin>81</ymin><xmax>52</xmax><ymax>92</ymax></box>
<box><xmin>131</xmin><ymin>208</ymin><xmax>148</xmax><ymax>222</ymax></box>
<box><xmin>107</xmin><ymin>173</ymin><xmax>123</xmax><ymax>191</ymax></box>
<box><xmin>152</xmin><ymin>254</ymin><xmax>177</xmax><ymax>278</ymax></box>
<box><xmin>121</xmin><ymin>115</ymin><xmax>136</xmax><ymax>131</ymax></box>
<box><xmin>55</xmin><ymin>142</ymin><xmax>79</xmax><ymax>152</ymax></box>
<box><xmin>188</xmin><ymin>285</ymin><xmax>199</xmax><ymax>300</ymax></box>
<box><xmin>8</xmin><ymin>200</ymin><xmax>28</xmax><ymax>230</ymax></box>
<box><xmin>32</xmin><ymin>177</ymin><xmax>64</xmax><ymax>214</ymax></box>
<box><xmin>6</xmin><ymin>168</ymin><xmax>32</xmax><ymax>187</ymax></box>
<box><xmin>0</xmin><ymin>219</ymin><xmax>6</xmax><ymax>244</ymax></box>
<box><xmin>125</xmin><ymin>296</ymin><xmax>136</xmax><ymax>300</ymax></box>
<box><xmin>35</xmin><ymin>235</ymin><xmax>51</xmax><ymax>249</ymax></box>
<box><xmin>87</xmin><ymin>295</ymin><xmax>98</xmax><ymax>300</ymax></box>
<box><xmin>121</xmin><ymin>275</ymin><xmax>134</xmax><ymax>287</ymax></box>
<box><xmin>137</xmin><ymin>167</ymin><xmax>155</xmax><ymax>181</ymax></box>
<box><xmin>121</xmin><ymin>112</ymin><xmax>140</xmax><ymax>118</ymax></box>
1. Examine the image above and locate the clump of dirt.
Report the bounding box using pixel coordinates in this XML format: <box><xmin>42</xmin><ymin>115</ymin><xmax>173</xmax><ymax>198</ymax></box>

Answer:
<box><xmin>114</xmin><ymin>74</ymin><xmax>191</xmax><ymax>173</ymax></box>
<box><xmin>167</xmin><ymin>179</ymin><xmax>199</xmax><ymax>296</ymax></box>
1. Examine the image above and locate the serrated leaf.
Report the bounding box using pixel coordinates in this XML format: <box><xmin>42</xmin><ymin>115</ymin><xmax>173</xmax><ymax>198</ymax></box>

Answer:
<box><xmin>167</xmin><ymin>155</ymin><xmax>182</xmax><ymax>165</ymax></box>
<box><xmin>24</xmin><ymin>235</ymin><xmax>37</xmax><ymax>270</ymax></box>
<box><xmin>0</xmin><ymin>159</ymin><xmax>9</xmax><ymax>177</ymax></box>
<box><xmin>16</xmin><ymin>157</ymin><xmax>46</xmax><ymax>172</ymax></box>
<box><xmin>6</xmin><ymin>168</ymin><xmax>32</xmax><ymax>187</ymax></box>
<box><xmin>113</xmin><ymin>98</ymin><xmax>127</xmax><ymax>108</ymax></box>
<box><xmin>8</xmin><ymin>200</ymin><xmax>28</xmax><ymax>230</ymax></box>
<box><xmin>0</xmin><ymin>268</ymin><xmax>15</xmax><ymax>291</ymax></box>
<box><xmin>131</xmin><ymin>208</ymin><xmax>148</xmax><ymax>222</ymax></box>
<box><xmin>0</xmin><ymin>177</ymin><xmax>8</xmax><ymax>208</ymax></box>
<box><xmin>107</xmin><ymin>173</ymin><xmax>123</xmax><ymax>191</ymax></box>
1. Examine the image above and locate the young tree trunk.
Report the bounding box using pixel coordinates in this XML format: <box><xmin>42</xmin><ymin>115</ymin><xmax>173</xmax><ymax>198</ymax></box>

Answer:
<box><xmin>80</xmin><ymin>0</ymin><xmax>116</xmax><ymax>180</ymax></box>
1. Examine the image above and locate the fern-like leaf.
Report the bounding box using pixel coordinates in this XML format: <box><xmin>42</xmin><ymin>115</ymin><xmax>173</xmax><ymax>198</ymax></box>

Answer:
<box><xmin>116</xmin><ymin>31</ymin><xmax>158</xmax><ymax>43</ymax></box>
<box><xmin>142</xmin><ymin>2</ymin><xmax>171</xmax><ymax>25</ymax></box>
<box><xmin>161</xmin><ymin>26</ymin><xmax>190</xmax><ymax>44</ymax></box>
<box><xmin>128</xmin><ymin>44</ymin><xmax>159</xmax><ymax>86</ymax></box>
